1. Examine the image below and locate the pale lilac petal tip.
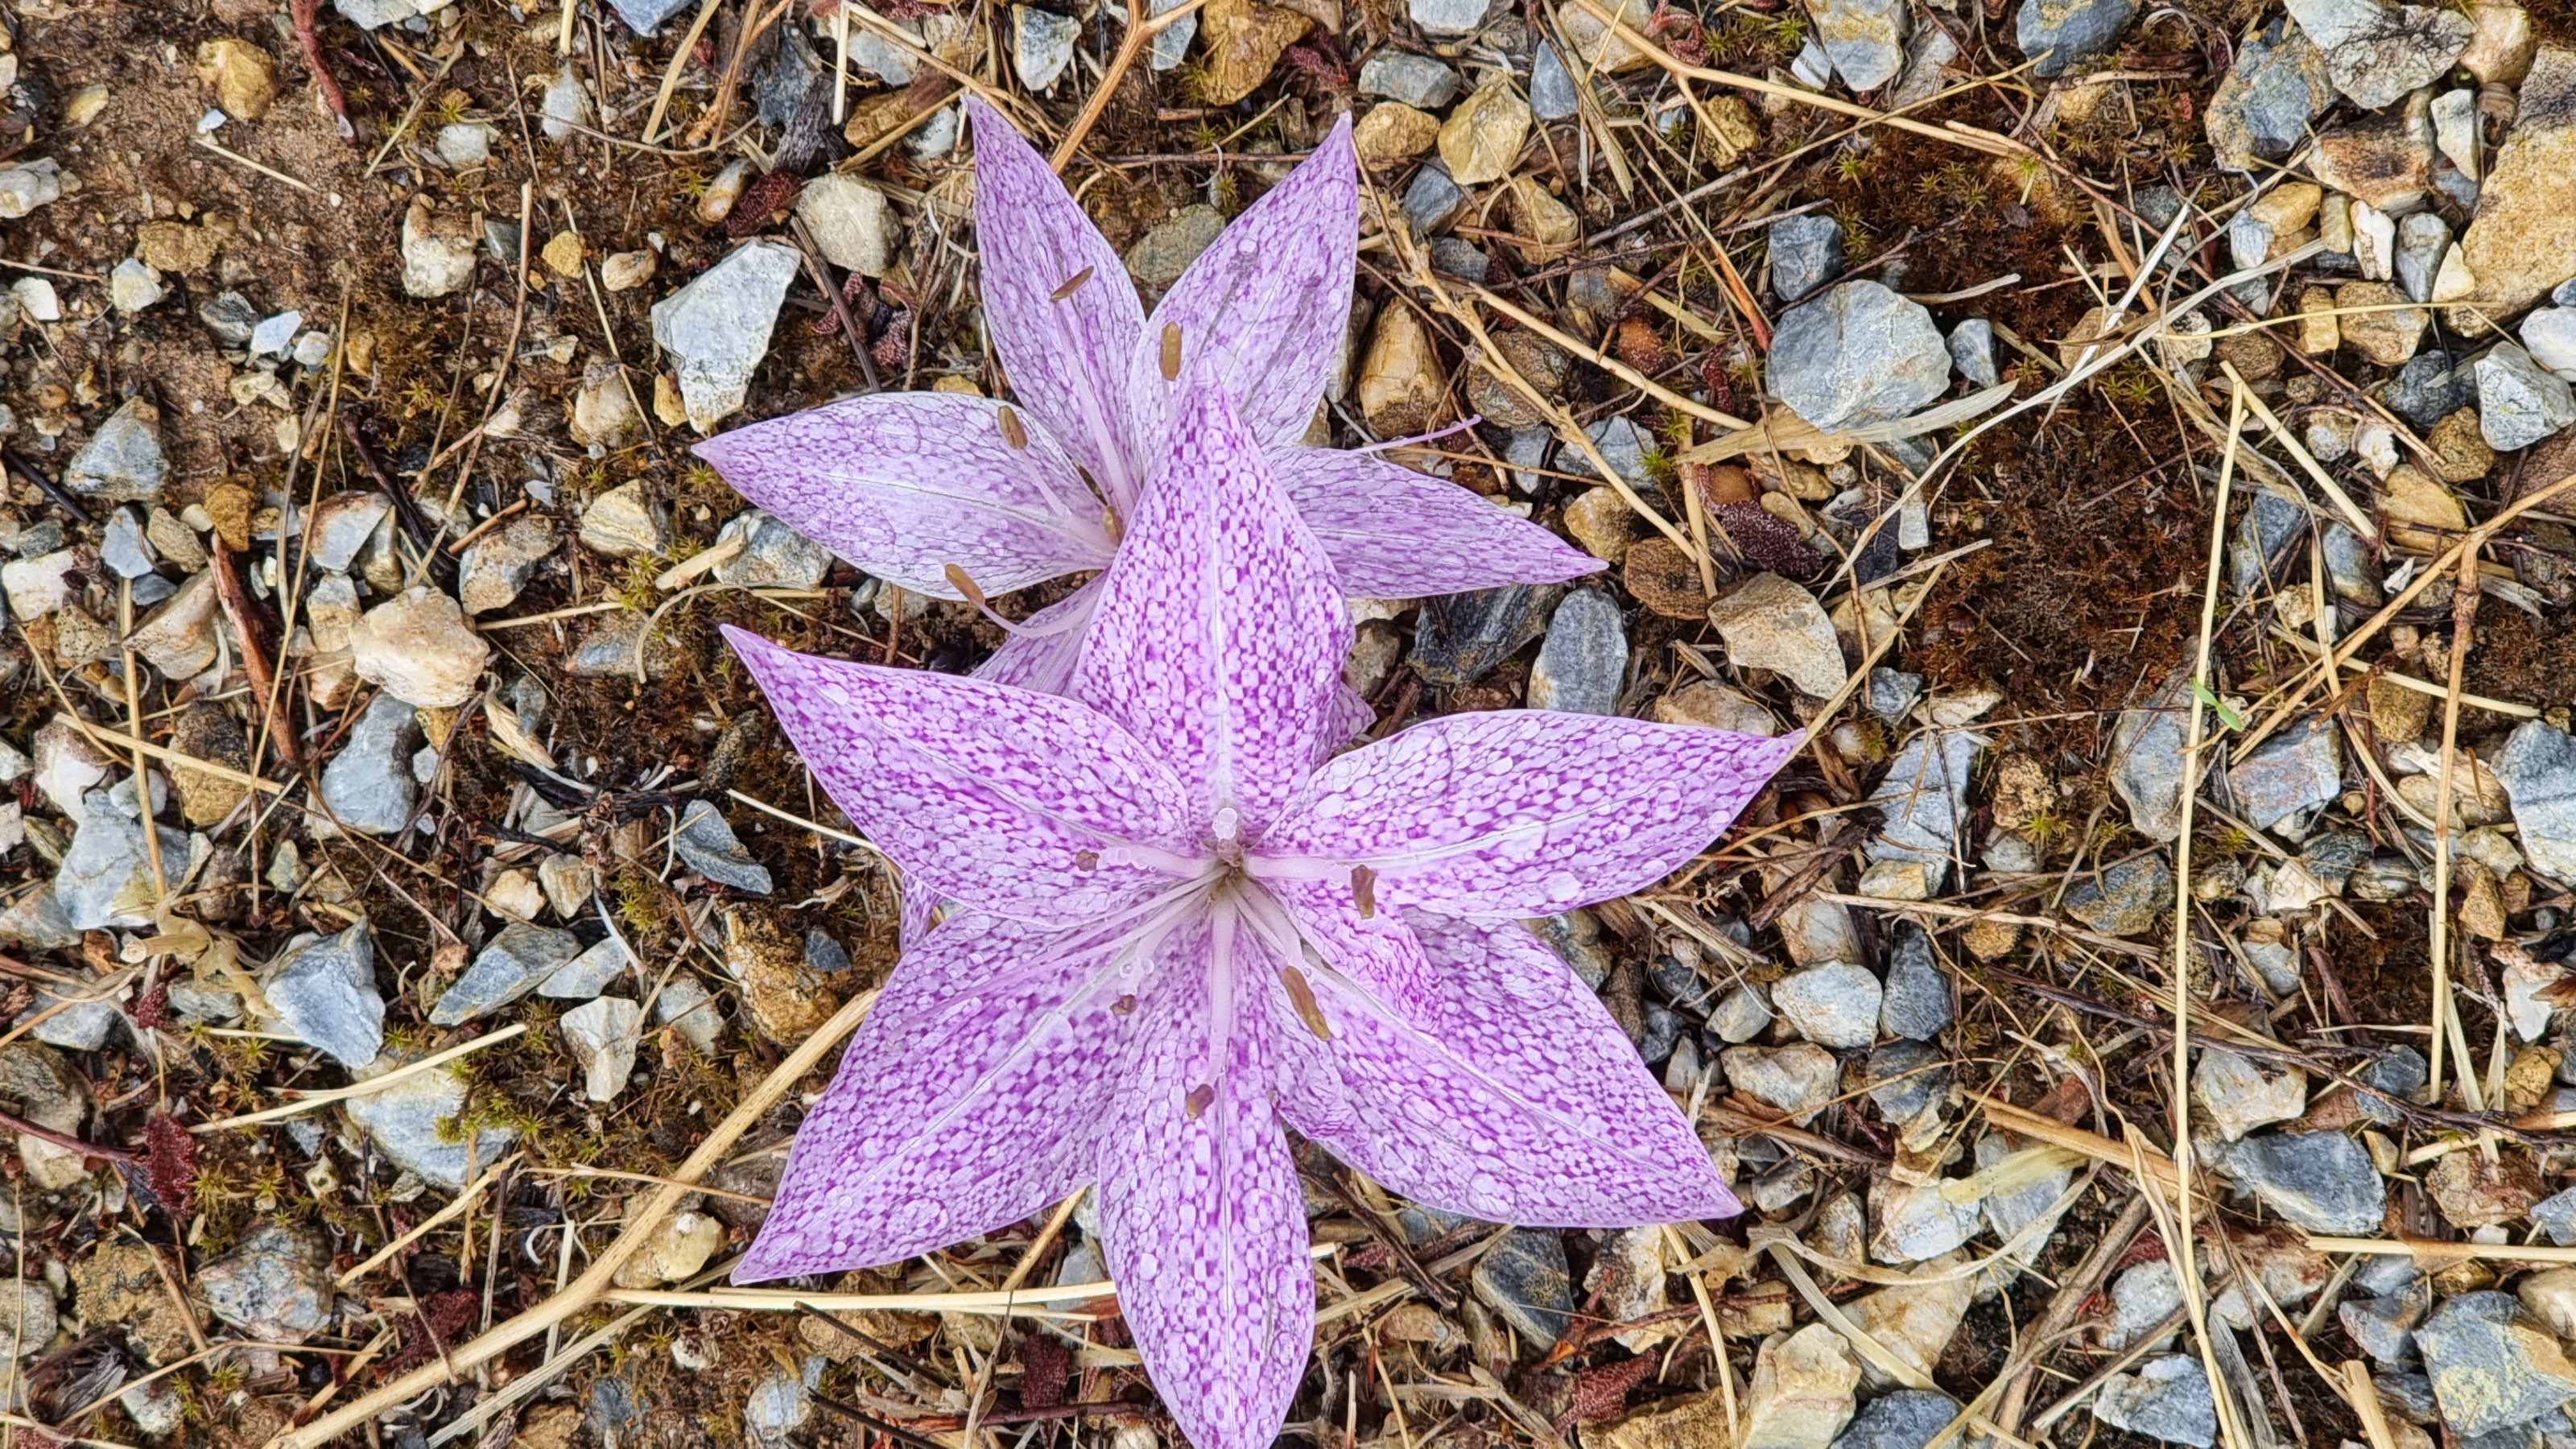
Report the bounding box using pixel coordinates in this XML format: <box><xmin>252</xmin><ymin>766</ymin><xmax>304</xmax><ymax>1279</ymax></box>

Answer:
<box><xmin>737</xmin><ymin>914</ymin><xmax>1127</xmax><ymax>1281</ymax></box>
<box><xmin>1258</xmin><ymin>713</ymin><xmax>1798</xmax><ymax>919</ymax></box>
<box><xmin>692</xmin><ymin>392</ymin><xmax>1113</xmax><ymax>599</ymax></box>
<box><xmin>1127</xmin><ymin>115</ymin><xmax>1359</xmax><ymax>455</ymax></box>
<box><xmin>1074</xmin><ymin>384</ymin><xmax>1352</xmax><ymax>832</ymax></box>
<box><xmin>1099</xmin><ymin>914</ymin><xmax>1315</xmax><ymax>1449</ymax></box>
<box><xmin>1271</xmin><ymin>446</ymin><xmax>1606</xmax><ymax>597</ymax></box>
<box><xmin>967</xmin><ymin>98</ymin><xmax>1149</xmax><ymax>508</ymax></box>
<box><xmin>721</xmin><ymin>625</ymin><xmax>1195</xmax><ymax>919</ymax></box>
<box><xmin>1273</xmin><ymin>906</ymin><xmax>1737</xmax><ymax>1226</ymax></box>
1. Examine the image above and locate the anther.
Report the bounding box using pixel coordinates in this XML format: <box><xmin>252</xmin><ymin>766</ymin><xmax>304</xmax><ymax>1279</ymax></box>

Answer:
<box><xmin>1075</xmin><ymin>849</ymin><xmax>1099</xmax><ymax>871</ymax></box>
<box><xmin>1051</xmin><ymin>266</ymin><xmax>1096</xmax><ymax>302</ymax></box>
<box><xmin>998</xmin><ymin>405</ymin><xmax>1027</xmax><ymax>451</ymax></box>
<box><xmin>1159</xmin><ymin>323</ymin><xmax>1182</xmax><ymax>381</ymax></box>
<box><xmin>1113</xmin><ymin>994</ymin><xmax>1137</xmax><ymax>1015</ymax></box>
<box><xmin>1282</xmin><ymin>964</ymin><xmax>1332</xmax><ymax>1041</ymax></box>
<box><xmin>1184</xmin><ymin>1083</ymin><xmax>1215</xmax><ymax>1119</ymax></box>
<box><xmin>1351</xmin><ymin>864</ymin><xmax>1377</xmax><ymax>920</ymax></box>
<box><xmin>1101</xmin><ymin>504</ymin><xmax>1124</xmax><ymax>544</ymax></box>
<box><xmin>943</xmin><ymin>563</ymin><xmax>991</xmax><ymax>610</ymax></box>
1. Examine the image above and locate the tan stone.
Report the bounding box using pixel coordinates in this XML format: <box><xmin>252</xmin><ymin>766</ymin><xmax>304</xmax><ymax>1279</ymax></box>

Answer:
<box><xmin>1845</xmin><ymin>1253</ymin><xmax>1975</xmax><ymax>1385</ymax></box>
<box><xmin>2425</xmin><ymin>1147</ymin><xmax>2541</xmax><ymax>1227</ymax></box>
<box><xmin>1596</xmin><ymin>1389</ymin><xmax>1731</xmax><ymax>1449</ymax></box>
<box><xmin>193</xmin><ymin>38</ymin><xmax>276</xmax><ymax>120</ymax></box>
<box><xmin>205</xmin><ymin>481</ymin><xmax>255</xmax><ymax>551</ymax></box>
<box><xmin>170</xmin><ymin>704</ymin><xmax>251</xmax><ymax>826</ymax></box>
<box><xmin>540</xmin><ymin>229</ymin><xmax>586</xmax><ymax>277</ymax></box>
<box><xmin>2248</xmin><ymin>181</ymin><xmax>2322</xmax><ymax>236</ymax></box>
<box><xmin>2297</xmin><ymin>286</ymin><xmax>2341</xmax><ymax>355</ymax></box>
<box><xmin>2426</xmin><ymin>407</ymin><xmax>2496</xmax><ymax>482</ymax></box>
<box><xmin>2459</xmin><ymin>857</ymin><xmax>2508</xmax><ymax>940</ymax></box>
<box><xmin>1556</xmin><ymin>0</ymin><xmax>1656</xmax><ymax>72</ymax></box>
<box><xmin>1356</xmin><ymin>303</ymin><xmax>1445</xmax><ymax>436</ymax></box>
<box><xmin>1354</xmin><ymin>101</ymin><xmax>1440</xmax><ymax>163</ymax></box>
<box><xmin>1625</xmin><ymin>539</ymin><xmax>1711</xmax><ymax>618</ymax></box>
<box><xmin>1501</xmin><ymin>176</ymin><xmax>1579</xmax><ymax>262</ymax></box>
<box><xmin>1195</xmin><ymin>0</ymin><xmax>1311</xmax><ymax>105</ymax></box>
<box><xmin>1438</xmin><ymin>78</ymin><xmax>1530</xmax><ymax>187</ymax></box>
<box><xmin>136</xmin><ymin>218</ymin><xmax>226</xmax><ymax>275</ymax></box>
<box><xmin>2337</xmin><ymin>281</ymin><xmax>2425</xmax><ymax>366</ymax></box>
<box><xmin>1463</xmin><ymin>328</ymin><xmax>1569</xmax><ymax>428</ymax></box>
<box><xmin>1964</xmin><ymin>915</ymin><xmax>2022</xmax><ymax>960</ymax></box>
<box><xmin>2379</xmin><ymin>463</ymin><xmax>2467</xmax><ymax>532</ymax></box>
<box><xmin>1991</xmin><ymin>753</ymin><xmax>2059</xmax><ymax>832</ymax></box>
<box><xmin>1563</xmin><ymin>486</ymin><xmax>1634</xmax><ymax>564</ymax></box>
<box><xmin>1741</xmin><ymin>1323</ymin><xmax>1860</xmax><ymax>1449</ymax></box>
<box><xmin>723</xmin><ymin>908</ymin><xmax>841</xmax><ymax>1045</ymax></box>
<box><xmin>1653</xmin><ymin>679</ymin><xmax>1777</xmax><ymax>735</ymax></box>
<box><xmin>2367</xmin><ymin>675</ymin><xmax>2432</xmax><ymax>745</ymax></box>
<box><xmin>2310</xmin><ymin>95</ymin><xmax>2435</xmax><ymax>214</ymax></box>
<box><xmin>2458</xmin><ymin>47</ymin><xmax>2576</xmax><ymax>319</ymax></box>
<box><xmin>2461</xmin><ymin>2</ymin><xmax>2536</xmax><ymax>84</ymax></box>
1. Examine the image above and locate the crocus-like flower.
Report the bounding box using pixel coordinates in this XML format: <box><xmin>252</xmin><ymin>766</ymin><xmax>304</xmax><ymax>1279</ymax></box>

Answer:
<box><xmin>725</xmin><ymin>378</ymin><xmax>1795</xmax><ymax>1449</ymax></box>
<box><xmin>695</xmin><ymin>97</ymin><xmax>1600</xmax><ymax>696</ymax></box>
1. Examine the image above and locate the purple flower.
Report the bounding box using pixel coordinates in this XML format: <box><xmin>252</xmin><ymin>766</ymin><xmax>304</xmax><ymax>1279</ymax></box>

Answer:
<box><xmin>724</xmin><ymin>379</ymin><xmax>1794</xmax><ymax>1449</ymax></box>
<box><xmin>694</xmin><ymin>98</ymin><xmax>1600</xmax><ymax>696</ymax></box>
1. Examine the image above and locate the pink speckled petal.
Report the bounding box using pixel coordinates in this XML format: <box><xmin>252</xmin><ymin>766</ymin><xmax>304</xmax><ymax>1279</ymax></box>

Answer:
<box><xmin>1097</xmin><ymin>906</ymin><xmax>1314</xmax><ymax>1449</ymax></box>
<box><xmin>967</xmin><ymin>99</ymin><xmax>1150</xmax><ymax>508</ymax></box>
<box><xmin>971</xmin><ymin>578</ymin><xmax>1104</xmax><ymax>695</ymax></box>
<box><xmin>1254</xmin><ymin>715</ymin><xmax>1800</xmax><ymax>918</ymax></box>
<box><xmin>1271</xmin><ymin>447</ymin><xmax>1605</xmax><ymax>597</ymax></box>
<box><xmin>1074</xmin><ymin>383</ymin><xmax>1351</xmax><ymax>833</ymax></box>
<box><xmin>1324</xmin><ymin>682</ymin><xmax>1377</xmax><ymax>756</ymax></box>
<box><xmin>724</xmin><ymin>626</ymin><xmax>1197</xmax><ymax>920</ymax></box>
<box><xmin>693</xmin><ymin>391</ymin><xmax>1115</xmax><ymax>599</ymax></box>
<box><xmin>737</xmin><ymin>912</ymin><xmax>1135</xmax><ymax>1279</ymax></box>
<box><xmin>1127</xmin><ymin>116</ymin><xmax>1358</xmax><ymax>457</ymax></box>
<box><xmin>1262</xmin><ymin>900</ymin><xmax>1738</xmax><ymax>1226</ymax></box>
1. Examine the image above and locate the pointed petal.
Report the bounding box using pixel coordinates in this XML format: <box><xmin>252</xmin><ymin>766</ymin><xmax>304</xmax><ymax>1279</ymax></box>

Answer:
<box><xmin>1253</xmin><ymin>713</ymin><xmax>1799</xmax><ymax>918</ymax></box>
<box><xmin>969</xmin><ymin>580</ymin><xmax>1103</xmax><ymax>695</ymax></box>
<box><xmin>1272</xmin><ymin>446</ymin><xmax>1605</xmax><ymax>597</ymax></box>
<box><xmin>1074</xmin><ymin>383</ymin><xmax>1350</xmax><ymax>832</ymax></box>
<box><xmin>1259</xmin><ymin>898</ymin><xmax>1737</xmax><ymax>1226</ymax></box>
<box><xmin>1098</xmin><ymin>906</ymin><xmax>1313</xmax><ymax>1449</ymax></box>
<box><xmin>738</xmin><ymin>913</ymin><xmax>1133</xmax><ymax>1278</ymax></box>
<box><xmin>725</xmin><ymin>626</ymin><xmax>1196</xmax><ymax>919</ymax></box>
<box><xmin>1325</xmin><ymin>682</ymin><xmax>1377</xmax><ymax>756</ymax></box>
<box><xmin>694</xmin><ymin>391</ymin><xmax>1114</xmax><ymax>599</ymax></box>
<box><xmin>1127</xmin><ymin>116</ymin><xmax>1358</xmax><ymax>456</ymax></box>
<box><xmin>967</xmin><ymin>100</ymin><xmax>1150</xmax><ymax>507</ymax></box>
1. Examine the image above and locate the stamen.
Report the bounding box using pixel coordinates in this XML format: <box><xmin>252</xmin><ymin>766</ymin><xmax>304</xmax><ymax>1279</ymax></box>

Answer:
<box><xmin>1075</xmin><ymin>849</ymin><xmax>1099</xmax><ymax>871</ymax></box>
<box><xmin>1358</xmin><ymin>414</ymin><xmax>1486</xmax><ymax>455</ymax></box>
<box><xmin>1184</xmin><ymin>1083</ymin><xmax>1215</xmax><ymax>1119</ymax></box>
<box><xmin>1159</xmin><ymin>323</ymin><xmax>1182</xmax><ymax>381</ymax></box>
<box><xmin>998</xmin><ymin>405</ymin><xmax>1028</xmax><ymax>451</ymax></box>
<box><xmin>1113</xmin><ymin>994</ymin><xmax>1137</xmax><ymax>1015</ymax></box>
<box><xmin>943</xmin><ymin>562</ymin><xmax>992</xmax><ymax>610</ymax></box>
<box><xmin>1051</xmin><ymin>266</ymin><xmax>1096</xmax><ymax>302</ymax></box>
<box><xmin>1281</xmin><ymin>964</ymin><xmax>1332</xmax><ymax>1041</ymax></box>
<box><xmin>1101</xmin><ymin>504</ymin><xmax>1124</xmax><ymax>545</ymax></box>
<box><xmin>943</xmin><ymin>563</ymin><xmax>1086</xmax><ymax>640</ymax></box>
<box><xmin>1350</xmin><ymin>864</ymin><xmax>1377</xmax><ymax>920</ymax></box>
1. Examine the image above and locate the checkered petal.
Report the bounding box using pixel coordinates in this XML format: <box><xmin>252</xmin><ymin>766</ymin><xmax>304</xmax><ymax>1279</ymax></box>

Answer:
<box><xmin>1271</xmin><ymin>446</ymin><xmax>1604</xmax><ymax>597</ymax></box>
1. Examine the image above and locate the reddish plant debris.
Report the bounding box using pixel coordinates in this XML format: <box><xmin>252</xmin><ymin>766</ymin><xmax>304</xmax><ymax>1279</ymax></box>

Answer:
<box><xmin>142</xmin><ymin>1114</ymin><xmax>196</xmax><ymax>1219</ymax></box>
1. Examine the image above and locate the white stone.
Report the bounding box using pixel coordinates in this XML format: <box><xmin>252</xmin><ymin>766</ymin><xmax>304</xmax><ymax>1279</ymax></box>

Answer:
<box><xmin>562</xmin><ymin>996</ymin><xmax>643</xmax><ymax>1101</ymax></box>
<box><xmin>1013</xmin><ymin>5</ymin><xmax>1081</xmax><ymax>90</ymax></box>
<box><xmin>109</xmin><ymin>258</ymin><xmax>163</xmax><ymax>315</ymax></box>
<box><xmin>794</xmin><ymin>174</ymin><xmax>896</xmax><ymax>278</ymax></box>
<box><xmin>1771</xmin><ymin>960</ymin><xmax>1882</xmax><ymax>1050</ymax></box>
<box><xmin>2524</xmin><ymin>308</ymin><xmax>2576</xmax><ymax>378</ymax></box>
<box><xmin>2351</xmin><ymin>200</ymin><xmax>2396</xmax><ymax>282</ymax></box>
<box><xmin>651</xmin><ymin>242</ymin><xmax>801</xmax><ymax>432</ymax></box>
<box><xmin>2191</xmin><ymin>1049</ymin><xmax>2307</xmax><ymax>1140</ymax></box>
<box><xmin>351</xmin><ymin>587</ymin><xmax>492</xmax><ymax>708</ymax></box>
<box><xmin>2433</xmin><ymin>88</ymin><xmax>2481</xmax><ymax>179</ymax></box>
<box><xmin>1742</xmin><ymin>1323</ymin><xmax>1860</xmax><ymax>1449</ymax></box>
<box><xmin>1868</xmin><ymin>1178</ymin><xmax>1984</xmax><ymax>1263</ymax></box>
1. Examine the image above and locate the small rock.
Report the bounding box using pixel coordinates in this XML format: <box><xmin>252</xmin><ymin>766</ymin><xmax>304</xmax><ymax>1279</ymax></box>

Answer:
<box><xmin>1723</xmin><ymin>1042</ymin><xmax>1839</xmax><ymax>1120</ymax></box>
<box><xmin>675</xmin><ymin>801</ymin><xmax>774</xmax><ymax>893</ymax></box>
<box><xmin>1770</xmin><ymin>215</ymin><xmax>1846</xmax><ymax>306</ymax></box>
<box><xmin>657</xmin><ymin>977</ymin><xmax>724</xmax><ymax>1051</ymax></box>
<box><xmin>200</xmin><ymin>1223</ymin><xmax>333</xmax><ymax>1343</ymax></box>
<box><xmin>1359</xmin><ymin>51</ymin><xmax>1462</xmax><ymax>109</ymax></box>
<box><xmin>126</xmin><ymin>570</ymin><xmax>221</xmax><ymax>679</ymax></box>
<box><xmin>1196</xmin><ymin>0</ymin><xmax>1311</xmax><ymax>105</ymax></box>
<box><xmin>795</xmin><ymin>174</ymin><xmax>896</xmax><ymax>278</ymax></box>
<box><xmin>2207</xmin><ymin>19</ymin><xmax>2334</xmax><ymax>171</ymax></box>
<box><xmin>56</xmin><ymin>791</ymin><xmax>190</xmax><ymax>931</ymax></box>
<box><xmin>1401</xmin><ymin>165</ymin><xmax>1468</xmax><ymax>235</ymax></box>
<box><xmin>2525</xmin><ymin>308</ymin><xmax>2576</xmax><ymax>378</ymax></box>
<box><xmin>1471</xmin><ymin>1229</ymin><xmax>1572</xmax><ymax>1346</ymax></box>
<box><xmin>1410</xmin><ymin>584</ymin><xmax>1559</xmax><ymax>686</ymax></box>
<box><xmin>1410</xmin><ymin>0</ymin><xmax>1490</xmax><ymax>35</ymax></box>
<box><xmin>2417</xmin><ymin>1291</ymin><xmax>2576</xmax><ymax>1435</ymax></box>
<box><xmin>318</xmin><ymin>694</ymin><xmax>419</xmax><ymax>836</ymax></box>
<box><xmin>1358</xmin><ymin>303</ymin><xmax>1447</xmax><ymax>436</ymax></box>
<box><xmin>1123</xmin><ymin>204</ymin><xmax>1225</xmax><ymax>290</ymax></box>
<box><xmin>194</xmin><ymin>39</ymin><xmax>276</xmax><ymax>120</ymax></box>
<box><xmin>563</xmin><ymin>996</ymin><xmax>643</xmax><ymax>1101</ymax></box>
<box><xmin>1768</xmin><ymin>281</ymin><xmax>1951</xmax><ymax>432</ymax></box>
<box><xmin>1526</xmin><ymin>591</ymin><xmax>1625</xmax><ymax>715</ymax></box>
<box><xmin>431</xmin><ymin>923</ymin><xmax>583</xmax><ymax>1026</ymax></box>
<box><xmin>1773</xmin><ymin>961</ymin><xmax>1882</xmax><ymax>1050</ymax></box>
<box><xmin>2064</xmin><ymin>853</ymin><xmax>2172</xmax><ymax>937</ymax></box>
<box><xmin>1866</xmin><ymin>1038</ymin><xmax>1948</xmax><ymax>1121</ymax></box>
<box><xmin>2194</xmin><ymin>1050</ymin><xmax>2308</xmax><ymax>1140</ymax></box>
<box><xmin>2396</xmin><ymin>213</ymin><xmax>2454</xmax><ymax>302</ymax></box>
<box><xmin>2227</xmin><ymin>715</ymin><xmax>2342</xmax><ymax>835</ymax></box>
<box><xmin>109</xmin><ymin>258</ymin><xmax>164</xmax><ymax>316</ymax></box>
<box><xmin>352</xmin><ymin>587</ymin><xmax>490</xmax><ymax>708</ymax></box>
<box><xmin>2017</xmin><ymin>0</ymin><xmax>2136</xmax><ymax>76</ymax></box>
<box><xmin>2425</xmin><ymin>1149</ymin><xmax>2543</xmax><ymax>1228</ymax></box>
<box><xmin>307</xmin><ymin>490</ymin><xmax>390</xmax><ymax>573</ymax></box>
<box><xmin>2312</xmin><ymin>99</ymin><xmax>2438</xmax><ymax>215</ymax></box>
<box><xmin>1832</xmin><ymin>1391</ymin><xmax>1958</xmax><ymax>1449</ymax></box>
<box><xmin>2456</xmin><ymin>48</ymin><xmax>2576</xmax><ymax>319</ymax></box>
<box><xmin>2225</xmin><ymin>1129</ymin><xmax>2385</xmax><ymax>1233</ymax></box>
<box><xmin>65</xmin><ymin>399</ymin><xmax>167</xmax><ymax>502</ymax></box>
<box><xmin>1743</xmin><ymin>1323</ymin><xmax>1860</xmax><ymax>1449</ymax></box>
<box><xmin>458</xmin><ymin>517</ymin><xmax>555</xmax><ymax>615</ymax></box>
<box><xmin>1439</xmin><ymin>80</ymin><xmax>1530</xmax><ymax>188</ymax></box>
<box><xmin>542</xmin><ymin>937</ymin><xmax>634</xmax><ymax>1001</ymax></box>
<box><xmin>539</xmin><ymin>64</ymin><xmax>590</xmax><ymax>139</ymax></box>
<box><xmin>1880</xmin><ymin>930</ymin><xmax>1952</xmax><ymax>1039</ymax></box>
<box><xmin>1948</xmin><ymin>320</ymin><xmax>1997</xmax><ymax>387</ymax></box>
<box><xmin>2496</xmin><ymin>720</ymin><xmax>2576</xmax><ymax>879</ymax></box>
<box><xmin>1012</xmin><ymin>6</ymin><xmax>1080</xmax><ymax>90</ymax></box>
<box><xmin>0</xmin><ymin>159</ymin><xmax>63</xmax><ymax>221</ymax></box>
<box><xmin>1709</xmin><ymin>573</ymin><xmax>1844</xmax><ymax>697</ymax></box>
<box><xmin>265</xmin><ymin>924</ymin><xmax>382</xmax><ymax>1067</ymax></box>
<box><xmin>401</xmin><ymin>196</ymin><xmax>479</xmax><ymax>298</ymax></box>
<box><xmin>2345</xmin><ymin>1282</ymin><xmax>2431</xmax><ymax>1364</ymax></box>
<box><xmin>2287</xmin><ymin>0</ymin><xmax>2471</xmax><ymax>108</ymax></box>
<box><xmin>2094</xmin><ymin>1355</ymin><xmax>2219</xmax><ymax>1447</ymax></box>
<box><xmin>652</xmin><ymin>240</ymin><xmax>801</xmax><ymax>432</ymax></box>
<box><xmin>1530</xmin><ymin>41</ymin><xmax>1580</xmax><ymax>120</ymax></box>
<box><xmin>1655</xmin><ymin>679</ymin><xmax>1779</xmax><ymax>735</ymax></box>
<box><xmin>1868</xmin><ymin>729</ymin><xmax>1984</xmax><ymax>890</ymax></box>
<box><xmin>1811</xmin><ymin>0</ymin><xmax>1908</xmax><ymax>90</ymax></box>
<box><xmin>2339</xmin><ymin>282</ymin><xmax>2427</xmax><ymax>366</ymax></box>
<box><xmin>1356</xmin><ymin>102</ymin><xmax>1443</xmax><ymax>163</ymax></box>
<box><xmin>2387</xmin><ymin>351</ymin><xmax>2480</xmax><ymax>427</ymax></box>
<box><xmin>581</xmin><ymin>481</ymin><xmax>668</xmax><ymax>558</ymax></box>
<box><xmin>345</xmin><ymin>1055</ymin><xmax>516</xmax><ymax>1191</ymax></box>
<box><xmin>436</xmin><ymin>122</ymin><xmax>492</xmax><ymax>167</ymax></box>
<box><xmin>2477</xmin><ymin>344</ymin><xmax>2576</xmax><ymax>451</ymax></box>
